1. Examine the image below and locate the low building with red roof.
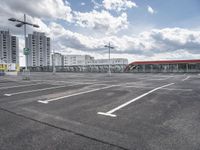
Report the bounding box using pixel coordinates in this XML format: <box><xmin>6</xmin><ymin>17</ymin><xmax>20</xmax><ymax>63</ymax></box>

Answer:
<box><xmin>125</xmin><ymin>59</ymin><xmax>200</xmax><ymax>73</ymax></box>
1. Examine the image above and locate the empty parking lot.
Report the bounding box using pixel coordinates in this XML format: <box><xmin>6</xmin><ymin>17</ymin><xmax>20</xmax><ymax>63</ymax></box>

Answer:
<box><xmin>0</xmin><ymin>73</ymin><xmax>200</xmax><ymax>150</ymax></box>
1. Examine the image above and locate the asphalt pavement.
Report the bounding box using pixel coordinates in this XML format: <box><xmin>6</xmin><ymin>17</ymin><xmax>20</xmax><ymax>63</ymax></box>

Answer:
<box><xmin>0</xmin><ymin>72</ymin><xmax>200</xmax><ymax>150</ymax></box>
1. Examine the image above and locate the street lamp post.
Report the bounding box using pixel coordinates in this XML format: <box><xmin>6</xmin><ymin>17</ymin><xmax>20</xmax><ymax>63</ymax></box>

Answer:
<box><xmin>52</xmin><ymin>49</ymin><xmax>56</xmax><ymax>74</ymax></box>
<box><xmin>104</xmin><ymin>42</ymin><xmax>114</xmax><ymax>76</ymax></box>
<box><xmin>8</xmin><ymin>14</ymin><xmax>39</xmax><ymax>71</ymax></box>
<box><xmin>24</xmin><ymin>14</ymin><xmax>27</xmax><ymax>71</ymax></box>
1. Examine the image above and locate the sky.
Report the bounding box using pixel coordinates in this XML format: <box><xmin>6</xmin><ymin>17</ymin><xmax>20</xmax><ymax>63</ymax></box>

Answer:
<box><xmin>1</xmin><ymin>0</ymin><xmax>200</xmax><ymax>66</ymax></box>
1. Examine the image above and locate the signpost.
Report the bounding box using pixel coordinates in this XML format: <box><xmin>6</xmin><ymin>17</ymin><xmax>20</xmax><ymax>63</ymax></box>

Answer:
<box><xmin>23</xmin><ymin>48</ymin><xmax>30</xmax><ymax>55</ymax></box>
<box><xmin>23</xmin><ymin>48</ymin><xmax>30</xmax><ymax>80</ymax></box>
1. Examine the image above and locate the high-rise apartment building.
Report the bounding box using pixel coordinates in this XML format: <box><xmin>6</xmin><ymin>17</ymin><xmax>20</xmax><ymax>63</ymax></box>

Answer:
<box><xmin>26</xmin><ymin>32</ymin><xmax>51</xmax><ymax>67</ymax></box>
<box><xmin>0</xmin><ymin>30</ymin><xmax>19</xmax><ymax>64</ymax></box>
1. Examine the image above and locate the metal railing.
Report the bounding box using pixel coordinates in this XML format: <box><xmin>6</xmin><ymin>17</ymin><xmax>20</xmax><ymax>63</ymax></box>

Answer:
<box><xmin>21</xmin><ymin>64</ymin><xmax>127</xmax><ymax>73</ymax></box>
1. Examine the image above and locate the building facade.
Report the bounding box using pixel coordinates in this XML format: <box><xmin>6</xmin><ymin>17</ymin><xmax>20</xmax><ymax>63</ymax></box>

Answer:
<box><xmin>88</xmin><ymin>58</ymin><xmax>128</xmax><ymax>65</ymax></box>
<box><xmin>29</xmin><ymin>53</ymin><xmax>128</xmax><ymax>72</ymax></box>
<box><xmin>57</xmin><ymin>55</ymin><xmax>128</xmax><ymax>73</ymax></box>
<box><xmin>63</xmin><ymin>55</ymin><xmax>94</xmax><ymax>66</ymax></box>
<box><xmin>62</xmin><ymin>55</ymin><xmax>128</xmax><ymax>66</ymax></box>
<box><xmin>26</xmin><ymin>32</ymin><xmax>51</xmax><ymax>67</ymax></box>
<box><xmin>0</xmin><ymin>30</ymin><xmax>19</xmax><ymax>64</ymax></box>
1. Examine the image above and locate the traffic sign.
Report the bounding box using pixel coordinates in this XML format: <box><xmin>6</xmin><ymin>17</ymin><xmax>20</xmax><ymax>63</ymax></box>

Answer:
<box><xmin>23</xmin><ymin>48</ymin><xmax>30</xmax><ymax>55</ymax></box>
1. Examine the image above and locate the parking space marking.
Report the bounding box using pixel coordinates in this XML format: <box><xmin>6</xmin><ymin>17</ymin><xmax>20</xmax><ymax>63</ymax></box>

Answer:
<box><xmin>0</xmin><ymin>83</ymin><xmax>44</xmax><ymax>90</ymax></box>
<box><xmin>4</xmin><ymin>85</ymin><xmax>68</xmax><ymax>96</ymax></box>
<box><xmin>32</xmin><ymin>79</ymin><xmax>118</xmax><ymax>85</ymax></box>
<box><xmin>97</xmin><ymin>83</ymin><xmax>174</xmax><ymax>117</ymax></box>
<box><xmin>182</xmin><ymin>76</ymin><xmax>190</xmax><ymax>81</ymax></box>
<box><xmin>32</xmin><ymin>79</ymin><xmax>97</xmax><ymax>85</ymax></box>
<box><xmin>38</xmin><ymin>85</ymin><xmax>118</xmax><ymax>104</ymax></box>
<box><xmin>123</xmin><ymin>85</ymin><xmax>192</xmax><ymax>91</ymax></box>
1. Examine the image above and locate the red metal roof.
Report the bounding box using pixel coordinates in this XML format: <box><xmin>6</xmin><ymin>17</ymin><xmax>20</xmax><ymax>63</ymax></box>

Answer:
<box><xmin>130</xmin><ymin>59</ymin><xmax>200</xmax><ymax>65</ymax></box>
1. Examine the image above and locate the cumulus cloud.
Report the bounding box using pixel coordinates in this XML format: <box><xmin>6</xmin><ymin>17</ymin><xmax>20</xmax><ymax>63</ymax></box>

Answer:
<box><xmin>1</xmin><ymin>0</ymin><xmax>131</xmax><ymax>34</ymax></box>
<box><xmin>72</xmin><ymin>0</ymin><xmax>137</xmax><ymax>34</ymax></box>
<box><xmin>149</xmin><ymin>28</ymin><xmax>200</xmax><ymax>53</ymax></box>
<box><xmin>73</xmin><ymin>10</ymin><xmax>129</xmax><ymax>34</ymax></box>
<box><xmin>49</xmin><ymin>24</ymin><xmax>200</xmax><ymax>59</ymax></box>
<box><xmin>47</xmin><ymin>23</ymin><xmax>118</xmax><ymax>52</ymax></box>
<box><xmin>1</xmin><ymin>0</ymin><xmax>200</xmax><ymax>63</ymax></box>
<box><xmin>114</xmin><ymin>28</ymin><xmax>200</xmax><ymax>56</ymax></box>
<box><xmin>18</xmin><ymin>23</ymin><xmax>200</xmax><ymax>64</ymax></box>
<box><xmin>1</xmin><ymin>0</ymin><xmax>73</xmax><ymax>21</ymax></box>
<box><xmin>147</xmin><ymin>5</ymin><xmax>156</xmax><ymax>14</ymax></box>
<box><xmin>103</xmin><ymin>0</ymin><xmax>137</xmax><ymax>12</ymax></box>
<box><xmin>47</xmin><ymin>21</ymin><xmax>200</xmax><ymax>55</ymax></box>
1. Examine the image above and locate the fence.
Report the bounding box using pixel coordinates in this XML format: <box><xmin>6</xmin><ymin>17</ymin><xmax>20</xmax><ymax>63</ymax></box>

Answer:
<box><xmin>125</xmin><ymin>63</ymin><xmax>200</xmax><ymax>73</ymax></box>
<box><xmin>22</xmin><ymin>64</ymin><xmax>127</xmax><ymax>73</ymax></box>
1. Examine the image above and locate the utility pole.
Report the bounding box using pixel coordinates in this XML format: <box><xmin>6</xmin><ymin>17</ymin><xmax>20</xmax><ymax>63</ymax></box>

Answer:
<box><xmin>104</xmin><ymin>42</ymin><xmax>114</xmax><ymax>76</ymax></box>
<box><xmin>24</xmin><ymin>14</ymin><xmax>27</xmax><ymax>70</ymax></box>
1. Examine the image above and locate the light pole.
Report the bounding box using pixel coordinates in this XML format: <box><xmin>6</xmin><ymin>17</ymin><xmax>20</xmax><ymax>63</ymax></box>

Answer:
<box><xmin>52</xmin><ymin>49</ymin><xmax>56</xmax><ymax>74</ymax></box>
<box><xmin>8</xmin><ymin>14</ymin><xmax>39</xmax><ymax>71</ymax></box>
<box><xmin>104</xmin><ymin>42</ymin><xmax>114</xmax><ymax>76</ymax></box>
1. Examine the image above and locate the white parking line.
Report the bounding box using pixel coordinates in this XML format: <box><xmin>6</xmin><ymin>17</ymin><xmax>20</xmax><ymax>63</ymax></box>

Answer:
<box><xmin>124</xmin><ymin>85</ymin><xmax>192</xmax><ymax>91</ymax></box>
<box><xmin>32</xmin><ymin>79</ymin><xmax>96</xmax><ymax>85</ymax></box>
<box><xmin>38</xmin><ymin>85</ymin><xmax>118</xmax><ymax>104</ymax></box>
<box><xmin>0</xmin><ymin>83</ymin><xmax>44</xmax><ymax>90</ymax></box>
<box><xmin>4</xmin><ymin>85</ymin><xmax>67</xmax><ymax>96</ymax></box>
<box><xmin>182</xmin><ymin>76</ymin><xmax>190</xmax><ymax>81</ymax></box>
<box><xmin>97</xmin><ymin>83</ymin><xmax>174</xmax><ymax>117</ymax></box>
